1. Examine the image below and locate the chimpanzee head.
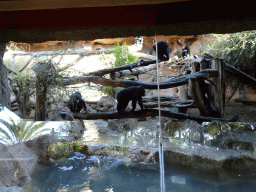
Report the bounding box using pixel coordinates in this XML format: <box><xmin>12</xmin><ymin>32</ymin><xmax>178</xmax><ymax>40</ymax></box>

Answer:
<box><xmin>75</xmin><ymin>91</ymin><xmax>82</xmax><ymax>96</ymax></box>
<box><xmin>135</xmin><ymin>36</ymin><xmax>143</xmax><ymax>45</ymax></box>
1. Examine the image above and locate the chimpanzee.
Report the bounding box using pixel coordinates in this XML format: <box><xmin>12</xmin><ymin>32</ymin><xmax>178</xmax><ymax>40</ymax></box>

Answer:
<box><xmin>182</xmin><ymin>45</ymin><xmax>190</xmax><ymax>58</ymax></box>
<box><xmin>153</xmin><ymin>41</ymin><xmax>170</xmax><ymax>62</ymax></box>
<box><xmin>68</xmin><ymin>92</ymin><xmax>87</xmax><ymax>113</ymax></box>
<box><xmin>116</xmin><ymin>85</ymin><xmax>145</xmax><ymax>112</ymax></box>
<box><xmin>134</xmin><ymin>36</ymin><xmax>143</xmax><ymax>45</ymax></box>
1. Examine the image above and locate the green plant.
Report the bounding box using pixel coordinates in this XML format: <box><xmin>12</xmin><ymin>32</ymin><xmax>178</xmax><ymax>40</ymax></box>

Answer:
<box><xmin>107</xmin><ymin>145</ymin><xmax>127</xmax><ymax>155</ymax></box>
<box><xmin>99</xmin><ymin>40</ymin><xmax>139</xmax><ymax>97</ymax></box>
<box><xmin>48</xmin><ymin>142</ymin><xmax>73</xmax><ymax>159</ymax></box>
<box><xmin>11</xmin><ymin>71</ymin><xmax>35</xmax><ymax>118</ymax></box>
<box><xmin>48</xmin><ymin>140</ymin><xmax>85</xmax><ymax>160</ymax></box>
<box><xmin>0</xmin><ymin>118</ymin><xmax>48</xmax><ymax>145</ymax></box>
<box><xmin>98</xmin><ymin>86</ymin><xmax>122</xmax><ymax>99</ymax></box>
<box><xmin>204</xmin><ymin>31</ymin><xmax>256</xmax><ymax>100</ymax></box>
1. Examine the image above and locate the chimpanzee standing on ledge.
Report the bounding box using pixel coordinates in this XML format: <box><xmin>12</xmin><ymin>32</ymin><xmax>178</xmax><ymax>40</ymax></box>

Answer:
<box><xmin>68</xmin><ymin>92</ymin><xmax>87</xmax><ymax>113</ymax></box>
<box><xmin>116</xmin><ymin>85</ymin><xmax>145</xmax><ymax>112</ymax></box>
<box><xmin>153</xmin><ymin>41</ymin><xmax>170</xmax><ymax>62</ymax></box>
<box><xmin>182</xmin><ymin>45</ymin><xmax>190</xmax><ymax>58</ymax></box>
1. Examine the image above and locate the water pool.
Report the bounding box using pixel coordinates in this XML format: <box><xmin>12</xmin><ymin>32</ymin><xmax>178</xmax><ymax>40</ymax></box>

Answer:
<box><xmin>23</xmin><ymin>152</ymin><xmax>256</xmax><ymax>192</ymax></box>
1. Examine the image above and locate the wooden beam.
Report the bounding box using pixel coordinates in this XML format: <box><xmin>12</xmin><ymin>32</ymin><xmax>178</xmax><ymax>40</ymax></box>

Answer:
<box><xmin>19</xmin><ymin>55</ymin><xmax>34</xmax><ymax>72</ymax></box>
<box><xmin>89</xmin><ymin>60</ymin><xmax>156</xmax><ymax>76</ymax></box>
<box><xmin>225</xmin><ymin>63</ymin><xmax>256</xmax><ymax>90</ymax></box>
<box><xmin>60</xmin><ymin>69</ymin><xmax>219</xmax><ymax>89</ymax></box>
<box><xmin>69</xmin><ymin>109</ymin><xmax>239</xmax><ymax>122</ymax></box>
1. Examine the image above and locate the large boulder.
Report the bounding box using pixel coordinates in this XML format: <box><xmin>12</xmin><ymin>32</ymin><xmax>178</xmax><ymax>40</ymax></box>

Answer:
<box><xmin>0</xmin><ymin>142</ymin><xmax>37</xmax><ymax>187</ymax></box>
<box><xmin>96</xmin><ymin>96</ymin><xmax>117</xmax><ymax>112</ymax></box>
<box><xmin>68</xmin><ymin>119</ymin><xmax>86</xmax><ymax>140</ymax></box>
<box><xmin>108</xmin><ymin>118</ymin><xmax>138</xmax><ymax>131</ymax></box>
<box><xmin>24</xmin><ymin>130</ymin><xmax>57</xmax><ymax>163</ymax></box>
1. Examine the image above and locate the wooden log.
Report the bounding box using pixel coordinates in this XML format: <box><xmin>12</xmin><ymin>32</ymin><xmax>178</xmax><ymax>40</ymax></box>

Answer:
<box><xmin>10</xmin><ymin>49</ymin><xmax>114</xmax><ymax>56</ymax></box>
<box><xmin>225</xmin><ymin>63</ymin><xmax>256</xmax><ymax>89</ymax></box>
<box><xmin>19</xmin><ymin>55</ymin><xmax>34</xmax><ymax>72</ymax></box>
<box><xmin>190</xmin><ymin>78</ymin><xmax>210</xmax><ymax>116</ymax></box>
<box><xmin>210</xmin><ymin>58</ymin><xmax>225</xmax><ymax>118</ymax></box>
<box><xmin>63</xmin><ymin>99</ymin><xmax>98</xmax><ymax>105</ymax></box>
<box><xmin>69</xmin><ymin>109</ymin><xmax>239</xmax><ymax>122</ymax></box>
<box><xmin>112</xmin><ymin>61</ymin><xmax>165</xmax><ymax>79</ymax></box>
<box><xmin>60</xmin><ymin>69</ymin><xmax>219</xmax><ymax>89</ymax></box>
<box><xmin>112</xmin><ymin>59</ymin><xmax>181</xmax><ymax>79</ymax></box>
<box><xmin>133</xmin><ymin>52</ymin><xmax>156</xmax><ymax>60</ymax></box>
<box><xmin>144</xmin><ymin>100</ymin><xmax>195</xmax><ymax>108</ymax></box>
<box><xmin>89</xmin><ymin>59</ymin><xmax>156</xmax><ymax>76</ymax></box>
<box><xmin>57</xmin><ymin>54</ymin><xmax>86</xmax><ymax>71</ymax></box>
<box><xmin>142</xmin><ymin>96</ymin><xmax>179</xmax><ymax>102</ymax></box>
<box><xmin>235</xmin><ymin>99</ymin><xmax>256</xmax><ymax>106</ymax></box>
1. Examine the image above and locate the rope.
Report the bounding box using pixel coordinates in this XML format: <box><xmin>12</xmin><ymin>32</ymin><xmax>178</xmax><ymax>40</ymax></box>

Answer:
<box><xmin>155</xmin><ymin>33</ymin><xmax>165</xmax><ymax>192</ymax></box>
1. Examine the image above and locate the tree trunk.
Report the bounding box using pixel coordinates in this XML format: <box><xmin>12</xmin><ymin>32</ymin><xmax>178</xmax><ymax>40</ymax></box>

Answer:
<box><xmin>35</xmin><ymin>81</ymin><xmax>47</xmax><ymax>121</ymax></box>
<box><xmin>0</xmin><ymin>43</ymin><xmax>11</xmax><ymax>109</ymax></box>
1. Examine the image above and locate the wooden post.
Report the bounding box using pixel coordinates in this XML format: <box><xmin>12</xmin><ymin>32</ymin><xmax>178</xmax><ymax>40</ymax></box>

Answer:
<box><xmin>190</xmin><ymin>78</ymin><xmax>210</xmax><ymax>116</ymax></box>
<box><xmin>190</xmin><ymin>54</ymin><xmax>225</xmax><ymax>118</ymax></box>
<box><xmin>210</xmin><ymin>58</ymin><xmax>225</xmax><ymax>117</ymax></box>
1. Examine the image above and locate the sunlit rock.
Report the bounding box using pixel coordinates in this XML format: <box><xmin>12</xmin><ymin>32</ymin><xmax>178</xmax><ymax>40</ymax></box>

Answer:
<box><xmin>108</xmin><ymin>118</ymin><xmax>138</xmax><ymax>131</ymax></box>
<box><xmin>96</xmin><ymin>96</ymin><xmax>117</xmax><ymax>112</ymax></box>
<box><xmin>0</xmin><ymin>143</ymin><xmax>37</xmax><ymax>187</ymax></box>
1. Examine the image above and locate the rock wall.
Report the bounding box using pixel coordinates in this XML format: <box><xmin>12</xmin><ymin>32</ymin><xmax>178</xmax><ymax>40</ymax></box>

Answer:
<box><xmin>0</xmin><ymin>43</ymin><xmax>11</xmax><ymax>108</ymax></box>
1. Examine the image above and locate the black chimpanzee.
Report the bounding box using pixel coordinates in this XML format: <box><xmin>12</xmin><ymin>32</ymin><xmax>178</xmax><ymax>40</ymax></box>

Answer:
<box><xmin>116</xmin><ymin>85</ymin><xmax>145</xmax><ymax>112</ymax></box>
<box><xmin>153</xmin><ymin>41</ymin><xmax>170</xmax><ymax>62</ymax></box>
<box><xmin>182</xmin><ymin>45</ymin><xmax>190</xmax><ymax>58</ymax></box>
<box><xmin>68</xmin><ymin>92</ymin><xmax>87</xmax><ymax>113</ymax></box>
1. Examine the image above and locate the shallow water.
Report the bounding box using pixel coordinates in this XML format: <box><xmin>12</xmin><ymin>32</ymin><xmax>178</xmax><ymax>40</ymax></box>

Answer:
<box><xmin>21</xmin><ymin>118</ymin><xmax>256</xmax><ymax>191</ymax></box>
<box><xmin>24</xmin><ymin>152</ymin><xmax>256</xmax><ymax>192</ymax></box>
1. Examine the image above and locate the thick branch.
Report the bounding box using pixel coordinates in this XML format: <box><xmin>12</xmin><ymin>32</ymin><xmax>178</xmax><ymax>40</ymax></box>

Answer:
<box><xmin>112</xmin><ymin>61</ymin><xmax>166</xmax><ymax>79</ymax></box>
<box><xmin>71</xmin><ymin>109</ymin><xmax>239</xmax><ymax>122</ymax></box>
<box><xmin>144</xmin><ymin>100</ymin><xmax>195</xmax><ymax>108</ymax></box>
<box><xmin>133</xmin><ymin>53</ymin><xmax>156</xmax><ymax>60</ymax></box>
<box><xmin>60</xmin><ymin>69</ymin><xmax>219</xmax><ymax>89</ymax></box>
<box><xmin>57</xmin><ymin>55</ymin><xmax>85</xmax><ymax>72</ymax></box>
<box><xmin>19</xmin><ymin>55</ymin><xmax>34</xmax><ymax>72</ymax></box>
<box><xmin>10</xmin><ymin>49</ymin><xmax>113</xmax><ymax>56</ymax></box>
<box><xmin>89</xmin><ymin>60</ymin><xmax>156</xmax><ymax>76</ymax></box>
<box><xmin>225</xmin><ymin>63</ymin><xmax>256</xmax><ymax>89</ymax></box>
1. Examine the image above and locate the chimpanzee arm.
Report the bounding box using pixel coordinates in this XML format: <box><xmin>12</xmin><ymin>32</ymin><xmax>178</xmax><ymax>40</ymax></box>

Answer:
<box><xmin>131</xmin><ymin>94</ymin><xmax>138</xmax><ymax>112</ymax></box>
<box><xmin>138</xmin><ymin>96</ymin><xmax>144</xmax><ymax>110</ymax></box>
<box><xmin>80</xmin><ymin>100</ymin><xmax>87</xmax><ymax>113</ymax></box>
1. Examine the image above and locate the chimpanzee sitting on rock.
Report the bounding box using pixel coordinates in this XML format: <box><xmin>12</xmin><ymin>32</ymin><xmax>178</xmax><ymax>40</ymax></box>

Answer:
<box><xmin>68</xmin><ymin>92</ymin><xmax>87</xmax><ymax>113</ymax></box>
<box><xmin>153</xmin><ymin>41</ymin><xmax>170</xmax><ymax>62</ymax></box>
<box><xmin>116</xmin><ymin>85</ymin><xmax>145</xmax><ymax>112</ymax></box>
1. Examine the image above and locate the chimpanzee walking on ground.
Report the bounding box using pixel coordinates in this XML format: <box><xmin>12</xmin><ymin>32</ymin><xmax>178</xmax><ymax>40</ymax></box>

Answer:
<box><xmin>153</xmin><ymin>41</ymin><xmax>170</xmax><ymax>62</ymax></box>
<box><xmin>116</xmin><ymin>85</ymin><xmax>145</xmax><ymax>112</ymax></box>
<box><xmin>68</xmin><ymin>92</ymin><xmax>87</xmax><ymax>113</ymax></box>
